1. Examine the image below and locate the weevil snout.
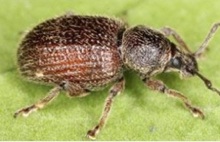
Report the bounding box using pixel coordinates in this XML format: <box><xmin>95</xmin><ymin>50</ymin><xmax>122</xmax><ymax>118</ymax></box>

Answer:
<box><xmin>180</xmin><ymin>54</ymin><xmax>198</xmax><ymax>78</ymax></box>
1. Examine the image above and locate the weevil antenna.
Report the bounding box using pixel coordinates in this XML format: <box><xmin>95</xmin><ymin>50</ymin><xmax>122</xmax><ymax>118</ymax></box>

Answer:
<box><xmin>194</xmin><ymin>71</ymin><xmax>220</xmax><ymax>96</ymax></box>
<box><xmin>194</xmin><ymin>22</ymin><xmax>220</xmax><ymax>58</ymax></box>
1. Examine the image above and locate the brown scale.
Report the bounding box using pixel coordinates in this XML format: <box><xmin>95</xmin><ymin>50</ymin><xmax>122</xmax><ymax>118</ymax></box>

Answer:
<box><xmin>15</xmin><ymin>14</ymin><xmax>220</xmax><ymax>139</ymax></box>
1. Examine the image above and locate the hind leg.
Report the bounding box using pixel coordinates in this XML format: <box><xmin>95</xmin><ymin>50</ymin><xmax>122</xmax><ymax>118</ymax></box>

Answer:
<box><xmin>14</xmin><ymin>80</ymin><xmax>91</xmax><ymax>118</ymax></box>
<box><xmin>14</xmin><ymin>86</ymin><xmax>62</xmax><ymax>118</ymax></box>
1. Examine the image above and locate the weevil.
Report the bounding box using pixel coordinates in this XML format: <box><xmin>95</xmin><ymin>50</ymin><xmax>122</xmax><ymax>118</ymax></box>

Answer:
<box><xmin>14</xmin><ymin>14</ymin><xmax>220</xmax><ymax>139</ymax></box>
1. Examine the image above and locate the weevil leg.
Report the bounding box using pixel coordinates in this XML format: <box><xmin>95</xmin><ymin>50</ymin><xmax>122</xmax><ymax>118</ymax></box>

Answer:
<box><xmin>194</xmin><ymin>22</ymin><xmax>220</xmax><ymax>58</ymax></box>
<box><xmin>14</xmin><ymin>86</ymin><xmax>62</xmax><ymax>118</ymax></box>
<box><xmin>142</xmin><ymin>78</ymin><xmax>205</xmax><ymax>119</ymax></box>
<box><xmin>87</xmin><ymin>77</ymin><xmax>125</xmax><ymax>140</ymax></box>
<box><xmin>160</xmin><ymin>27</ymin><xmax>192</xmax><ymax>53</ymax></box>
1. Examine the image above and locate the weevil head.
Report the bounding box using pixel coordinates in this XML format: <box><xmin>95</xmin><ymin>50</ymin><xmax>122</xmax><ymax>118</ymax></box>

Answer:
<box><xmin>166</xmin><ymin>43</ymin><xmax>199</xmax><ymax>78</ymax></box>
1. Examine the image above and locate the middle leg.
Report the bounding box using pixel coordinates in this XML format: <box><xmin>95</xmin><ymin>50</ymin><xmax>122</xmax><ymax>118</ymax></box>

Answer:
<box><xmin>87</xmin><ymin>77</ymin><xmax>125</xmax><ymax>140</ymax></box>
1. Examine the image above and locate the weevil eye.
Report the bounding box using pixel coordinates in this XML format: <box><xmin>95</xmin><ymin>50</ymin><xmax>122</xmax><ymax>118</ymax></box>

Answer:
<box><xmin>171</xmin><ymin>57</ymin><xmax>182</xmax><ymax>69</ymax></box>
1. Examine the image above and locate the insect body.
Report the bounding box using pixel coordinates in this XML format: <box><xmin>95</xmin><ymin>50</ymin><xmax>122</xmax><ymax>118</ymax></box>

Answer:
<box><xmin>15</xmin><ymin>14</ymin><xmax>220</xmax><ymax>139</ymax></box>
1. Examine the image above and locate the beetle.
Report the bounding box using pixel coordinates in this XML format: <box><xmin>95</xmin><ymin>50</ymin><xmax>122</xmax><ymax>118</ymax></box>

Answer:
<box><xmin>14</xmin><ymin>13</ymin><xmax>220</xmax><ymax>139</ymax></box>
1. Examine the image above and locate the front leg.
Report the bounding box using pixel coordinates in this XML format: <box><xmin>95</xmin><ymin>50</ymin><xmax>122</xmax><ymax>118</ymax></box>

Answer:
<box><xmin>87</xmin><ymin>77</ymin><xmax>125</xmax><ymax>140</ymax></box>
<box><xmin>142</xmin><ymin>78</ymin><xmax>205</xmax><ymax>119</ymax></box>
<box><xmin>194</xmin><ymin>22</ymin><xmax>220</xmax><ymax>58</ymax></box>
<box><xmin>160</xmin><ymin>27</ymin><xmax>191</xmax><ymax>53</ymax></box>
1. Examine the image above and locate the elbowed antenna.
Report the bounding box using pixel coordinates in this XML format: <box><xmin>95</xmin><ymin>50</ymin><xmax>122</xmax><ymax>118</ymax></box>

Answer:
<box><xmin>194</xmin><ymin>22</ymin><xmax>220</xmax><ymax>58</ymax></box>
<box><xmin>194</xmin><ymin>71</ymin><xmax>220</xmax><ymax>96</ymax></box>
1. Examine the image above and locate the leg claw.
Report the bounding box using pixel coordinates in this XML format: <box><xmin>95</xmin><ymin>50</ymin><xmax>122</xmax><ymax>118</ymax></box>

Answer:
<box><xmin>86</xmin><ymin>130</ymin><xmax>96</xmax><ymax>140</ymax></box>
<box><xmin>191</xmin><ymin>107</ymin><xmax>205</xmax><ymax>119</ymax></box>
<box><xmin>14</xmin><ymin>105</ymin><xmax>37</xmax><ymax>118</ymax></box>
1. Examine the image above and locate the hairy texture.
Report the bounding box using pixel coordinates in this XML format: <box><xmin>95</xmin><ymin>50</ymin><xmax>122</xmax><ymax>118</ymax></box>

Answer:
<box><xmin>122</xmin><ymin>25</ymin><xmax>172</xmax><ymax>76</ymax></box>
<box><xmin>17</xmin><ymin>14</ymin><xmax>126</xmax><ymax>95</ymax></box>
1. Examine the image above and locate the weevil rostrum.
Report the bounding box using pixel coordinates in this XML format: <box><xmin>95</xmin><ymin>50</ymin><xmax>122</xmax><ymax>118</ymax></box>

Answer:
<box><xmin>14</xmin><ymin>14</ymin><xmax>220</xmax><ymax>139</ymax></box>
